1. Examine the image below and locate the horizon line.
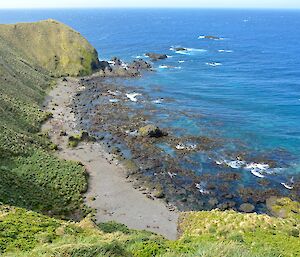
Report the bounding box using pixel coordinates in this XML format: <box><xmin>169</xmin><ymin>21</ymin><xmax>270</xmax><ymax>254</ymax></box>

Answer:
<box><xmin>1</xmin><ymin>7</ymin><xmax>300</xmax><ymax>10</ymax></box>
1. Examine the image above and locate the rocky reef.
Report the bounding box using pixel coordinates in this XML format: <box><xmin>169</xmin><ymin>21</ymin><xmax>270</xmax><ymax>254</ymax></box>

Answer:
<box><xmin>97</xmin><ymin>57</ymin><xmax>153</xmax><ymax>77</ymax></box>
<box><xmin>70</xmin><ymin>69</ymin><xmax>300</xmax><ymax>214</ymax></box>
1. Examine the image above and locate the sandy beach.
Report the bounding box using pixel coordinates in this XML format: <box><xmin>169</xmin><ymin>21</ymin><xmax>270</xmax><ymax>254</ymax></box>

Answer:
<box><xmin>42</xmin><ymin>77</ymin><xmax>179</xmax><ymax>240</ymax></box>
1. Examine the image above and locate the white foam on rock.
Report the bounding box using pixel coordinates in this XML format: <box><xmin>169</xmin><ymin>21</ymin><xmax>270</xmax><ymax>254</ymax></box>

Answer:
<box><xmin>176</xmin><ymin>143</ymin><xmax>197</xmax><ymax>151</ymax></box>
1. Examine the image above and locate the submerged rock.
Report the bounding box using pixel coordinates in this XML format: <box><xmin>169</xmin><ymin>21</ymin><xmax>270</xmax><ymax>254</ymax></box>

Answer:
<box><xmin>239</xmin><ymin>203</ymin><xmax>255</xmax><ymax>213</ymax></box>
<box><xmin>138</xmin><ymin>125</ymin><xmax>167</xmax><ymax>138</ymax></box>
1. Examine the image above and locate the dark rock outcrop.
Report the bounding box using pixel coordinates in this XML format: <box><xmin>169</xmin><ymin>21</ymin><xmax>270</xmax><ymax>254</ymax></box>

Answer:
<box><xmin>145</xmin><ymin>53</ymin><xmax>168</xmax><ymax>61</ymax></box>
<box><xmin>129</xmin><ymin>59</ymin><xmax>152</xmax><ymax>70</ymax></box>
<box><xmin>174</xmin><ymin>47</ymin><xmax>187</xmax><ymax>51</ymax></box>
<box><xmin>99</xmin><ymin>61</ymin><xmax>112</xmax><ymax>72</ymax></box>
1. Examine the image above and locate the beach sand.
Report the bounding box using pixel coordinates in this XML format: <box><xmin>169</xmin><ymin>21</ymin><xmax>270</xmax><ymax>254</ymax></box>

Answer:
<box><xmin>42</xmin><ymin>77</ymin><xmax>179</xmax><ymax>240</ymax></box>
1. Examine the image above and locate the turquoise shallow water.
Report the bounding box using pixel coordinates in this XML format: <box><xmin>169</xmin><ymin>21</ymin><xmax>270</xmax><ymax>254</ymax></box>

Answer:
<box><xmin>1</xmin><ymin>9</ymin><xmax>300</xmax><ymax>188</ymax></box>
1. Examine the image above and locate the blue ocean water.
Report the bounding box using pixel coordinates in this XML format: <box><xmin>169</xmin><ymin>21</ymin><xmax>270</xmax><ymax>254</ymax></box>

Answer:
<box><xmin>1</xmin><ymin>9</ymin><xmax>300</xmax><ymax>185</ymax></box>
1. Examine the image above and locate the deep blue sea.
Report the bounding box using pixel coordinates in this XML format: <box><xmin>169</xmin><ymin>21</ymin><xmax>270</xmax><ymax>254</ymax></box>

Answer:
<box><xmin>1</xmin><ymin>9</ymin><xmax>300</xmax><ymax>190</ymax></box>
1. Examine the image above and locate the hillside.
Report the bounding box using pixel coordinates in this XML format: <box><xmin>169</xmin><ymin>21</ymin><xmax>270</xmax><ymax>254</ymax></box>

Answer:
<box><xmin>0</xmin><ymin>20</ymin><xmax>299</xmax><ymax>257</ymax></box>
<box><xmin>0</xmin><ymin>19</ymin><xmax>100</xmax><ymax>77</ymax></box>
<box><xmin>0</xmin><ymin>20</ymin><xmax>95</xmax><ymax>218</ymax></box>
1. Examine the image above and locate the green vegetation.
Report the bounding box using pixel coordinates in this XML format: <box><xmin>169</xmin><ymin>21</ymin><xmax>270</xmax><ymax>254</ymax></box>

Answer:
<box><xmin>179</xmin><ymin>209</ymin><xmax>300</xmax><ymax>257</ymax></box>
<box><xmin>0</xmin><ymin>20</ymin><xmax>95</xmax><ymax>218</ymax></box>
<box><xmin>1</xmin><ymin>19</ymin><xmax>299</xmax><ymax>256</ymax></box>
<box><xmin>1</xmin><ymin>204</ymin><xmax>299</xmax><ymax>256</ymax></box>
<box><xmin>0</xmin><ymin>19</ymin><xmax>100</xmax><ymax>77</ymax></box>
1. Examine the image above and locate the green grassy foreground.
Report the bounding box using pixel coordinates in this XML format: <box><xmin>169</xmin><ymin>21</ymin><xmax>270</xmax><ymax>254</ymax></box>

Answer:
<box><xmin>0</xmin><ymin>20</ymin><xmax>299</xmax><ymax>256</ymax></box>
<box><xmin>1</xmin><ymin>204</ymin><xmax>299</xmax><ymax>256</ymax></box>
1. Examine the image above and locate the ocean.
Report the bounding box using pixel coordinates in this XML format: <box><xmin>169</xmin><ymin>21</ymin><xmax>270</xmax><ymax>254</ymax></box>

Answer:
<box><xmin>1</xmin><ymin>9</ymin><xmax>300</xmax><ymax>207</ymax></box>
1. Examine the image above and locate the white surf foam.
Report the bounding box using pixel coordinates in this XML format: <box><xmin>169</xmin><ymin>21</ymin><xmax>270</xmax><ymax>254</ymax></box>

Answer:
<box><xmin>176</xmin><ymin>144</ymin><xmax>185</xmax><ymax>150</ymax></box>
<box><xmin>107</xmin><ymin>90</ymin><xmax>121</xmax><ymax>96</ymax></box>
<box><xmin>206</xmin><ymin>62</ymin><xmax>222</xmax><ymax>67</ymax></box>
<box><xmin>195</xmin><ymin>182</ymin><xmax>210</xmax><ymax>195</ymax></box>
<box><xmin>159</xmin><ymin>65</ymin><xmax>169</xmax><ymax>69</ymax></box>
<box><xmin>109</xmin><ymin>99</ymin><xmax>119</xmax><ymax>103</ymax></box>
<box><xmin>281</xmin><ymin>183</ymin><xmax>293</xmax><ymax>190</ymax></box>
<box><xmin>126</xmin><ymin>92</ymin><xmax>141</xmax><ymax>102</ymax></box>
<box><xmin>198</xmin><ymin>35</ymin><xmax>225</xmax><ymax>40</ymax></box>
<box><xmin>216</xmin><ymin>159</ymin><xmax>276</xmax><ymax>179</ymax></box>
<box><xmin>218</xmin><ymin>49</ymin><xmax>233</xmax><ymax>53</ymax></box>
<box><xmin>251</xmin><ymin>170</ymin><xmax>265</xmax><ymax>178</ymax></box>
<box><xmin>158</xmin><ymin>65</ymin><xmax>181</xmax><ymax>70</ymax></box>
<box><xmin>170</xmin><ymin>47</ymin><xmax>207</xmax><ymax>55</ymax></box>
<box><xmin>152</xmin><ymin>99</ymin><xmax>164</xmax><ymax>104</ymax></box>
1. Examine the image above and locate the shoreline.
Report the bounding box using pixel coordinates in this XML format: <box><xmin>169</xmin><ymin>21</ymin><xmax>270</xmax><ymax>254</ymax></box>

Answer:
<box><xmin>42</xmin><ymin>77</ymin><xmax>179</xmax><ymax>240</ymax></box>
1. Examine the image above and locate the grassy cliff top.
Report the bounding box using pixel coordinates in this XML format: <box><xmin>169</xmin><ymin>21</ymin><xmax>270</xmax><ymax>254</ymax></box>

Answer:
<box><xmin>0</xmin><ymin>19</ymin><xmax>99</xmax><ymax>77</ymax></box>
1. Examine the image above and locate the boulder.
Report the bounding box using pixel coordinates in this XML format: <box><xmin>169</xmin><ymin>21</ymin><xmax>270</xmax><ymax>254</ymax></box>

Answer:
<box><xmin>266</xmin><ymin>196</ymin><xmax>300</xmax><ymax>219</ymax></box>
<box><xmin>239</xmin><ymin>203</ymin><xmax>255</xmax><ymax>213</ymax></box>
<box><xmin>145</xmin><ymin>53</ymin><xmax>168</xmax><ymax>61</ymax></box>
<box><xmin>138</xmin><ymin>124</ymin><xmax>167</xmax><ymax>138</ymax></box>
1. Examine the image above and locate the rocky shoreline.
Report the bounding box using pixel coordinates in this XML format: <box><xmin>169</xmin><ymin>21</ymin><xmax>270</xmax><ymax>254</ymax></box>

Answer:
<box><xmin>42</xmin><ymin>77</ymin><xmax>179</xmax><ymax>239</ymax></box>
<box><xmin>62</xmin><ymin>55</ymin><xmax>300</xmax><ymax>216</ymax></box>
